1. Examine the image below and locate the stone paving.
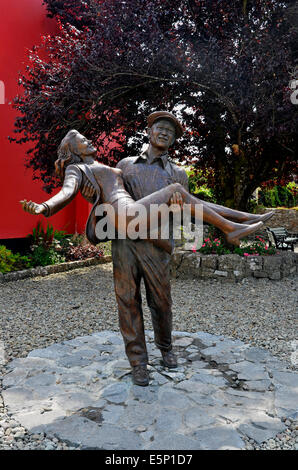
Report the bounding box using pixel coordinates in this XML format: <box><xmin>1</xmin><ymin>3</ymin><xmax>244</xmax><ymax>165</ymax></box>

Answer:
<box><xmin>2</xmin><ymin>330</ymin><xmax>297</xmax><ymax>450</ymax></box>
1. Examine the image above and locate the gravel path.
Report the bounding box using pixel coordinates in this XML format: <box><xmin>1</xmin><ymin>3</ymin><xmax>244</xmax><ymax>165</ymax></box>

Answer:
<box><xmin>0</xmin><ymin>263</ymin><xmax>297</xmax><ymax>450</ymax></box>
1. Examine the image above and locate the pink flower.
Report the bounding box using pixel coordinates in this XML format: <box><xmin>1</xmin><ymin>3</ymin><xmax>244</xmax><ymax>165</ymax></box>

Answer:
<box><xmin>244</xmin><ymin>253</ymin><xmax>249</xmax><ymax>256</ymax></box>
<box><xmin>201</xmin><ymin>243</ymin><xmax>206</xmax><ymax>247</ymax></box>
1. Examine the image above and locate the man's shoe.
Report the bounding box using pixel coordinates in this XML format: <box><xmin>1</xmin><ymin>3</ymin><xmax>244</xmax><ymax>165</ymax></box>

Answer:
<box><xmin>132</xmin><ymin>365</ymin><xmax>149</xmax><ymax>386</ymax></box>
<box><xmin>161</xmin><ymin>350</ymin><xmax>178</xmax><ymax>369</ymax></box>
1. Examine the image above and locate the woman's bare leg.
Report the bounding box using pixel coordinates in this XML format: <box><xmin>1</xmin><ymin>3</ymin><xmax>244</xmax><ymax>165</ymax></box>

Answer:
<box><xmin>196</xmin><ymin>199</ymin><xmax>274</xmax><ymax>225</ymax></box>
<box><xmin>125</xmin><ymin>183</ymin><xmax>263</xmax><ymax>246</ymax></box>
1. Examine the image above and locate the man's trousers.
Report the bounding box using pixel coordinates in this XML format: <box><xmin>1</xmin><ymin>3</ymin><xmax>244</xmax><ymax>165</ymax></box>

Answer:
<box><xmin>112</xmin><ymin>238</ymin><xmax>173</xmax><ymax>366</ymax></box>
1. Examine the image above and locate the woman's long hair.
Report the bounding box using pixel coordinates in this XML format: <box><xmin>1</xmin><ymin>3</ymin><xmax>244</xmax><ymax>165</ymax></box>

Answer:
<box><xmin>55</xmin><ymin>130</ymin><xmax>82</xmax><ymax>180</ymax></box>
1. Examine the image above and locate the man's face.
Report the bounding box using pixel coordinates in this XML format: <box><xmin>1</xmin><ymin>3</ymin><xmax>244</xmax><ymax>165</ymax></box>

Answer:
<box><xmin>149</xmin><ymin>119</ymin><xmax>176</xmax><ymax>151</ymax></box>
<box><xmin>75</xmin><ymin>132</ymin><xmax>97</xmax><ymax>156</ymax></box>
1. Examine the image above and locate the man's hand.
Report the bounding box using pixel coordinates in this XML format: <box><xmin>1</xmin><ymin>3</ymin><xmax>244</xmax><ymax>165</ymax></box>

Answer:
<box><xmin>20</xmin><ymin>199</ymin><xmax>46</xmax><ymax>215</ymax></box>
<box><xmin>169</xmin><ymin>191</ymin><xmax>183</xmax><ymax>207</ymax></box>
<box><xmin>81</xmin><ymin>181</ymin><xmax>96</xmax><ymax>201</ymax></box>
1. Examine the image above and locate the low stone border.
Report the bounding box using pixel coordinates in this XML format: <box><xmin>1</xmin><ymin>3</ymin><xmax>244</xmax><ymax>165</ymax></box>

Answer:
<box><xmin>1</xmin><ymin>251</ymin><xmax>297</xmax><ymax>284</ymax></box>
<box><xmin>0</xmin><ymin>256</ymin><xmax>112</xmax><ymax>284</ymax></box>
<box><xmin>170</xmin><ymin>251</ymin><xmax>298</xmax><ymax>281</ymax></box>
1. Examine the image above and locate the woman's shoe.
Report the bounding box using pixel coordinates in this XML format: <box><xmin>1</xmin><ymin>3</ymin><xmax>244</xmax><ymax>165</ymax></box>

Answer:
<box><xmin>245</xmin><ymin>211</ymin><xmax>274</xmax><ymax>225</ymax></box>
<box><xmin>226</xmin><ymin>221</ymin><xmax>264</xmax><ymax>246</ymax></box>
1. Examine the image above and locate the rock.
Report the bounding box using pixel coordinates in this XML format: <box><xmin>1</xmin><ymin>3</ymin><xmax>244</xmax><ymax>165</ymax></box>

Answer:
<box><xmin>244</xmin><ymin>347</ymin><xmax>271</xmax><ymax>363</ymax></box>
<box><xmin>158</xmin><ymin>389</ymin><xmax>192</xmax><ymax>410</ymax></box>
<box><xmin>244</xmin><ymin>380</ymin><xmax>272</xmax><ymax>392</ymax></box>
<box><xmin>183</xmin><ymin>407</ymin><xmax>217</xmax><ymax>429</ymax></box>
<box><xmin>238</xmin><ymin>418</ymin><xmax>286</xmax><ymax>445</ymax></box>
<box><xmin>192</xmin><ymin>426</ymin><xmax>245</xmax><ymax>450</ymax></box>
<box><xmin>148</xmin><ymin>432</ymin><xmax>202</xmax><ymax>450</ymax></box>
<box><xmin>229</xmin><ymin>361</ymin><xmax>269</xmax><ymax>381</ymax></box>
<box><xmin>32</xmin><ymin>416</ymin><xmax>143</xmax><ymax>450</ymax></box>
<box><xmin>173</xmin><ymin>337</ymin><xmax>194</xmax><ymax>347</ymax></box>
<box><xmin>191</xmin><ymin>371</ymin><xmax>228</xmax><ymax>387</ymax></box>
<box><xmin>154</xmin><ymin>408</ymin><xmax>183</xmax><ymax>433</ymax></box>
<box><xmin>275</xmin><ymin>385</ymin><xmax>298</xmax><ymax>418</ymax></box>
<box><xmin>119</xmin><ymin>403</ymin><xmax>156</xmax><ymax>430</ymax></box>
<box><xmin>271</xmin><ymin>371</ymin><xmax>298</xmax><ymax>388</ymax></box>
<box><xmin>100</xmin><ymin>383</ymin><xmax>129</xmax><ymax>404</ymax></box>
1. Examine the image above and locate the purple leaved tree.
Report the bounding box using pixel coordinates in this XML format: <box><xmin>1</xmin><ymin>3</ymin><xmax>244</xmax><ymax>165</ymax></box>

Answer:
<box><xmin>10</xmin><ymin>0</ymin><xmax>297</xmax><ymax>209</ymax></box>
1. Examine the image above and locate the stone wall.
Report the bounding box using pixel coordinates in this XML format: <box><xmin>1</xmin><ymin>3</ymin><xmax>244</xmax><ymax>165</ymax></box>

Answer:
<box><xmin>260</xmin><ymin>208</ymin><xmax>298</xmax><ymax>233</ymax></box>
<box><xmin>170</xmin><ymin>251</ymin><xmax>298</xmax><ymax>281</ymax></box>
<box><xmin>1</xmin><ymin>251</ymin><xmax>297</xmax><ymax>284</ymax></box>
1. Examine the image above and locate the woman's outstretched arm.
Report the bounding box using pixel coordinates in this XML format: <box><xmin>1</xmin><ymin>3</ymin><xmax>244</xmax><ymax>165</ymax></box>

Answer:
<box><xmin>21</xmin><ymin>165</ymin><xmax>82</xmax><ymax>217</ymax></box>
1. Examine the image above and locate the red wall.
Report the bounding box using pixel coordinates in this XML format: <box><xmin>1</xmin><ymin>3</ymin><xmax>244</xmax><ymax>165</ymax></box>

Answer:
<box><xmin>0</xmin><ymin>0</ymin><xmax>89</xmax><ymax>239</ymax></box>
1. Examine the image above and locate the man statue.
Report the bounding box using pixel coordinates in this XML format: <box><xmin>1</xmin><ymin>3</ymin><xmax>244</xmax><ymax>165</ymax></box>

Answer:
<box><xmin>20</xmin><ymin>110</ymin><xmax>271</xmax><ymax>387</ymax></box>
<box><xmin>113</xmin><ymin>111</ymin><xmax>189</xmax><ymax>386</ymax></box>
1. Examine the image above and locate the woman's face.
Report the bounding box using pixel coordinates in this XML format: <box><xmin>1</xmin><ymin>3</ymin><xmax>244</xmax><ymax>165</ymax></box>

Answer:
<box><xmin>75</xmin><ymin>132</ymin><xmax>97</xmax><ymax>156</ymax></box>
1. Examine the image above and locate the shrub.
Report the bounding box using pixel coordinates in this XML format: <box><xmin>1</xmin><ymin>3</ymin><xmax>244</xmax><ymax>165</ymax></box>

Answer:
<box><xmin>29</xmin><ymin>222</ymin><xmax>66</xmax><ymax>267</ymax></box>
<box><xmin>192</xmin><ymin>236</ymin><xmax>231</xmax><ymax>255</ymax></box>
<box><xmin>191</xmin><ymin>233</ymin><xmax>276</xmax><ymax>257</ymax></box>
<box><xmin>234</xmin><ymin>236</ymin><xmax>276</xmax><ymax>256</ymax></box>
<box><xmin>29</xmin><ymin>245</ymin><xmax>65</xmax><ymax>267</ymax></box>
<box><xmin>185</xmin><ymin>167</ymin><xmax>217</xmax><ymax>203</ymax></box>
<box><xmin>0</xmin><ymin>245</ymin><xmax>32</xmax><ymax>273</ymax></box>
<box><xmin>258</xmin><ymin>183</ymin><xmax>297</xmax><ymax>208</ymax></box>
<box><xmin>65</xmin><ymin>243</ymin><xmax>103</xmax><ymax>261</ymax></box>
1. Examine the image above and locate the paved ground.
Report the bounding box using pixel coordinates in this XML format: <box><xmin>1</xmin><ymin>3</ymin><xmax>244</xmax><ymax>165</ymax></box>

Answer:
<box><xmin>2</xmin><ymin>329</ymin><xmax>297</xmax><ymax>450</ymax></box>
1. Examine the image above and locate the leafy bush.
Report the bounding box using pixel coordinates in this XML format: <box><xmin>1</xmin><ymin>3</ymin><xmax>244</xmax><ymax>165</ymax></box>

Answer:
<box><xmin>258</xmin><ymin>183</ymin><xmax>297</xmax><ymax>208</ymax></box>
<box><xmin>65</xmin><ymin>244</ymin><xmax>103</xmax><ymax>261</ymax></box>
<box><xmin>195</xmin><ymin>237</ymin><xmax>231</xmax><ymax>255</ymax></box>
<box><xmin>185</xmin><ymin>167</ymin><xmax>217</xmax><ymax>203</ymax></box>
<box><xmin>0</xmin><ymin>245</ymin><xmax>32</xmax><ymax>273</ymax></box>
<box><xmin>29</xmin><ymin>245</ymin><xmax>65</xmax><ymax>267</ymax></box>
<box><xmin>234</xmin><ymin>236</ymin><xmax>276</xmax><ymax>256</ymax></box>
<box><xmin>29</xmin><ymin>222</ymin><xmax>66</xmax><ymax>267</ymax></box>
<box><xmin>191</xmin><ymin>232</ymin><xmax>276</xmax><ymax>257</ymax></box>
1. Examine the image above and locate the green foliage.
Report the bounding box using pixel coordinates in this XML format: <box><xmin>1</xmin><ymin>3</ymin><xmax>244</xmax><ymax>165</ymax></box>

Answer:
<box><xmin>31</xmin><ymin>221</ymin><xmax>54</xmax><ymax>248</ymax></box>
<box><xmin>0</xmin><ymin>223</ymin><xmax>104</xmax><ymax>273</ymax></box>
<box><xmin>97</xmin><ymin>241</ymin><xmax>112</xmax><ymax>256</ymax></box>
<box><xmin>0</xmin><ymin>245</ymin><xmax>32</xmax><ymax>273</ymax></box>
<box><xmin>258</xmin><ymin>184</ymin><xmax>297</xmax><ymax>208</ymax></box>
<box><xmin>29</xmin><ymin>224</ymin><xmax>103</xmax><ymax>266</ymax></box>
<box><xmin>191</xmin><ymin>229</ymin><xmax>276</xmax><ymax>257</ymax></box>
<box><xmin>29</xmin><ymin>222</ymin><xmax>66</xmax><ymax>266</ymax></box>
<box><xmin>234</xmin><ymin>236</ymin><xmax>276</xmax><ymax>257</ymax></box>
<box><xmin>192</xmin><ymin>227</ymin><xmax>231</xmax><ymax>255</ymax></box>
<box><xmin>185</xmin><ymin>167</ymin><xmax>216</xmax><ymax>203</ymax></box>
<box><xmin>29</xmin><ymin>245</ymin><xmax>65</xmax><ymax>267</ymax></box>
<box><xmin>196</xmin><ymin>236</ymin><xmax>231</xmax><ymax>255</ymax></box>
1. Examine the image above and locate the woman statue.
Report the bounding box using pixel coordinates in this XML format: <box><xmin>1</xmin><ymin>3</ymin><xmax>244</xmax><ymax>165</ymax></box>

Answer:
<box><xmin>21</xmin><ymin>130</ymin><xmax>269</xmax><ymax>251</ymax></box>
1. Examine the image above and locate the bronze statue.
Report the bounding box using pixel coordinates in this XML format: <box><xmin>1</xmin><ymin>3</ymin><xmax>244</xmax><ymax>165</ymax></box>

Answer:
<box><xmin>21</xmin><ymin>112</ymin><xmax>272</xmax><ymax>386</ymax></box>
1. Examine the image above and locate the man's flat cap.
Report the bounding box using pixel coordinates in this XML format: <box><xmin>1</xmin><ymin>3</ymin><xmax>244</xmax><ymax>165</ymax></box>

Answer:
<box><xmin>147</xmin><ymin>111</ymin><xmax>184</xmax><ymax>138</ymax></box>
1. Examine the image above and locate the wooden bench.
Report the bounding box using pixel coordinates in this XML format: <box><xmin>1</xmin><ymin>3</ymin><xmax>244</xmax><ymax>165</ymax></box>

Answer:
<box><xmin>266</xmin><ymin>227</ymin><xmax>298</xmax><ymax>251</ymax></box>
